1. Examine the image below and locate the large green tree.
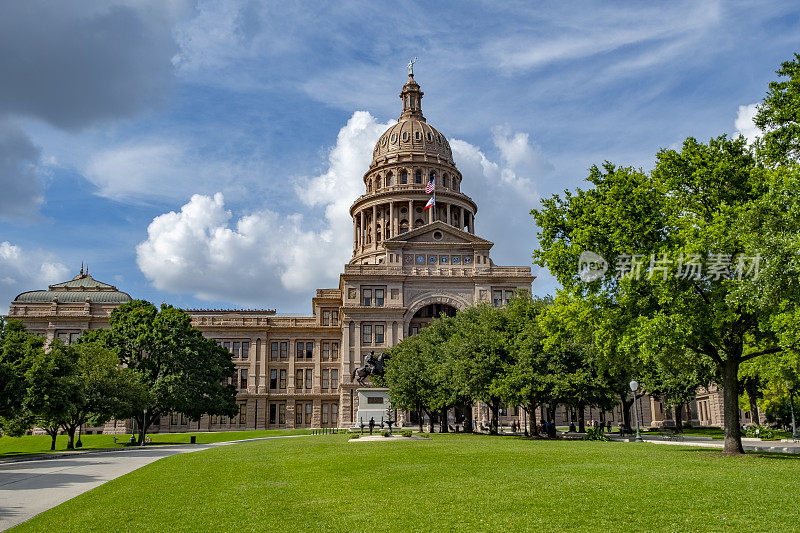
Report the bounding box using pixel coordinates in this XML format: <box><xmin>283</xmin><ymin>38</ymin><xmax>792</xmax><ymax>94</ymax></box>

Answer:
<box><xmin>81</xmin><ymin>300</ymin><xmax>238</xmax><ymax>444</ymax></box>
<box><xmin>533</xmin><ymin>136</ymin><xmax>785</xmax><ymax>454</ymax></box>
<box><xmin>0</xmin><ymin>319</ymin><xmax>44</xmax><ymax>435</ymax></box>
<box><xmin>754</xmin><ymin>53</ymin><xmax>800</xmax><ymax>165</ymax></box>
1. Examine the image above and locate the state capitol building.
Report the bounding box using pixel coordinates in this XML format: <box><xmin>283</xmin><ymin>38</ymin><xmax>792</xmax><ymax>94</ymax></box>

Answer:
<box><xmin>5</xmin><ymin>73</ymin><xmax>740</xmax><ymax>433</ymax></box>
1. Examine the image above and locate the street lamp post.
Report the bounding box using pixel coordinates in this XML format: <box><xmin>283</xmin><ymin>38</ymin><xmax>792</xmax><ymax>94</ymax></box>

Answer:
<box><xmin>786</xmin><ymin>381</ymin><xmax>797</xmax><ymax>441</ymax></box>
<box><xmin>140</xmin><ymin>408</ymin><xmax>147</xmax><ymax>446</ymax></box>
<box><xmin>630</xmin><ymin>380</ymin><xmax>643</xmax><ymax>443</ymax></box>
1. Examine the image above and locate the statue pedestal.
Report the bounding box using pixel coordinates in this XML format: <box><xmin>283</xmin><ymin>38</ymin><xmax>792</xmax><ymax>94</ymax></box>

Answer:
<box><xmin>354</xmin><ymin>388</ymin><xmax>390</xmax><ymax>428</ymax></box>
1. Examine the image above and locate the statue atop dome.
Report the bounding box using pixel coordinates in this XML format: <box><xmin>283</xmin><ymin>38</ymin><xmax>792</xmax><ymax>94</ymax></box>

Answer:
<box><xmin>407</xmin><ymin>56</ymin><xmax>417</xmax><ymax>76</ymax></box>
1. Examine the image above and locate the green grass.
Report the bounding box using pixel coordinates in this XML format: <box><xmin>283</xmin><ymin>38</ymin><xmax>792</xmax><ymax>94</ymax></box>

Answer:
<box><xmin>11</xmin><ymin>434</ymin><xmax>800</xmax><ymax>532</ymax></box>
<box><xmin>0</xmin><ymin>429</ymin><xmax>311</xmax><ymax>457</ymax></box>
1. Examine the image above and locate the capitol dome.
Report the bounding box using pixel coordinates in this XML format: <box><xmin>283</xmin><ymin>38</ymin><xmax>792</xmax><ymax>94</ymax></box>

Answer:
<box><xmin>371</xmin><ymin>75</ymin><xmax>454</xmax><ymax>165</ymax></box>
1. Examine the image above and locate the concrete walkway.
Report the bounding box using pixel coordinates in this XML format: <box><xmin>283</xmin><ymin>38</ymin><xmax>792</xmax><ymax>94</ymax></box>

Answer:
<box><xmin>608</xmin><ymin>435</ymin><xmax>800</xmax><ymax>453</ymax></box>
<box><xmin>0</xmin><ymin>435</ymin><xmax>311</xmax><ymax>531</ymax></box>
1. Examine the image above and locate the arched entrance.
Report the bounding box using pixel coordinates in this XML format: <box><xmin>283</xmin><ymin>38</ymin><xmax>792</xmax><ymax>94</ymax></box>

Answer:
<box><xmin>408</xmin><ymin>303</ymin><xmax>457</xmax><ymax>336</ymax></box>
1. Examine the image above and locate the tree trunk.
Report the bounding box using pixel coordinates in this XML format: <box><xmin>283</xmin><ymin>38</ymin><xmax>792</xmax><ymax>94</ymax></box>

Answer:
<box><xmin>462</xmin><ymin>401</ymin><xmax>473</xmax><ymax>432</ymax></box>
<box><xmin>620</xmin><ymin>392</ymin><xmax>633</xmax><ymax>429</ymax></box>
<box><xmin>722</xmin><ymin>357</ymin><xmax>745</xmax><ymax>455</ymax></box>
<box><xmin>425</xmin><ymin>409</ymin><xmax>435</xmax><ymax>433</ymax></box>
<box><xmin>578</xmin><ymin>402</ymin><xmax>586</xmax><ymax>433</ymax></box>
<box><xmin>440</xmin><ymin>407</ymin><xmax>449</xmax><ymax>432</ymax></box>
<box><xmin>744</xmin><ymin>379</ymin><xmax>760</xmax><ymax>425</ymax></box>
<box><xmin>66</xmin><ymin>425</ymin><xmax>76</xmax><ymax>450</ymax></box>
<box><xmin>528</xmin><ymin>403</ymin><xmax>536</xmax><ymax>436</ymax></box>
<box><xmin>674</xmin><ymin>403</ymin><xmax>684</xmax><ymax>433</ymax></box>
<box><xmin>489</xmin><ymin>398</ymin><xmax>500</xmax><ymax>435</ymax></box>
<box><xmin>417</xmin><ymin>405</ymin><xmax>424</xmax><ymax>433</ymax></box>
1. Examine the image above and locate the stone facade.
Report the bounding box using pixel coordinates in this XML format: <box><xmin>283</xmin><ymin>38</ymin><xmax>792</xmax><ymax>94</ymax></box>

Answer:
<box><xmin>5</xmin><ymin>74</ymin><xmax>754</xmax><ymax>432</ymax></box>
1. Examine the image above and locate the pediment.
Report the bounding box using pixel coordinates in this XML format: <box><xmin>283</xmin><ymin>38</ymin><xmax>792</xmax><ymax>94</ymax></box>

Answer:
<box><xmin>384</xmin><ymin>221</ymin><xmax>493</xmax><ymax>247</ymax></box>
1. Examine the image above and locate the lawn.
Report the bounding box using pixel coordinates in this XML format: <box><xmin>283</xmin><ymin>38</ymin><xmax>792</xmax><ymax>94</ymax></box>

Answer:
<box><xmin>11</xmin><ymin>433</ymin><xmax>800</xmax><ymax>532</ymax></box>
<box><xmin>0</xmin><ymin>429</ymin><xmax>311</xmax><ymax>457</ymax></box>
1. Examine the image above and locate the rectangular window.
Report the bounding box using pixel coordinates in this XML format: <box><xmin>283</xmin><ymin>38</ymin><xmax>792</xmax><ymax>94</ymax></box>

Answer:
<box><xmin>322</xmin><ymin>369</ymin><xmax>329</xmax><ymax>389</ymax></box>
<box><xmin>270</xmin><ymin>369</ymin><xmax>277</xmax><ymax>389</ymax></box>
<box><xmin>306</xmin><ymin>342</ymin><xmax>313</xmax><ymax>359</ymax></box>
<box><xmin>180</xmin><ymin>413</ymin><xmax>186</xmax><ymax>425</ymax></box>
<box><xmin>242</xmin><ymin>341</ymin><xmax>250</xmax><ymax>359</ymax></box>
<box><xmin>296</xmin><ymin>369</ymin><xmax>303</xmax><ymax>390</ymax></box>
<box><xmin>493</xmin><ymin>290</ymin><xmax>503</xmax><ymax>308</ymax></box>
<box><xmin>375</xmin><ymin>289</ymin><xmax>385</xmax><ymax>306</ymax></box>
<box><xmin>415</xmin><ymin>170</ymin><xmax>422</xmax><ymax>184</ymax></box>
<box><xmin>223</xmin><ymin>341</ymin><xmax>231</xmax><ymax>353</ymax></box>
<box><xmin>280</xmin><ymin>341</ymin><xmax>288</xmax><ymax>359</ymax></box>
<box><xmin>332</xmin><ymin>403</ymin><xmax>338</xmax><ymax>424</ymax></box>
<box><xmin>363</xmin><ymin>289</ymin><xmax>372</xmax><ymax>306</ymax></box>
<box><xmin>170</xmin><ymin>412</ymin><xmax>177</xmax><ymax>425</ymax></box>
<box><xmin>296</xmin><ymin>405</ymin><xmax>303</xmax><ymax>425</ymax></box>
<box><xmin>362</xmin><ymin>324</ymin><xmax>372</xmax><ymax>344</ymax></box>
<box><xmin>331</xmin><ymin>311</ymin><xmax>339</xmax><ymax>326</ymax></box>
<box><xmin>322</xmin><ymin>403</ymin><xmax>330</xmax><ymax>424</ymax></box>
<box><xmin>210</xmin><ymin>415</ymin><xmax>217</xmax><ymax>425</ymax></box>
<box><xmin>305</xmin><ymin>403</ymin><xmax>312</xmax><ymax>424</ymax></box>
<box><xmin>411</xmin><ymin>326</ymin><xmax>419</xmax><ymax>336</ymax></box>
<box><xmin>233</xmin><ymin>342</ymin><xmax>241</xmax><ymax>358</ymax></box>
<box><xmin>279</xmin><ymin>404</ymin><xmax>286</xmax><ymax>425</ymax></box>
<box><xmin>323</xmin><ymin>310</ymin><xmax>330</xmax><ymax>326</ymax></box>
<box><xmin>269</xmin><ymin>403</ymin><xmax>277</xmax><ymax>425</ymax></box>
<box><xmin>296</xmin><ymin>342</ymin><xmax>304</xmax><ymax>360</ymax></box>
<box><xmin>322</xmin><ymin>342</ymin><xmax>330</xmax><ymax>360</ymax></box>
<box><xmin>271</xmin><ymin>342</ymin><xmax>278</xmax><ymax>360</ymax></box>
<box><xmin>240</xmin><ymin>368</ymin><xmax>248</xmax><ymax>390</ymax></box>
<box><xmin>332</xmin><ymin>342</ymin><xmax>339</xmax><ymax>361</ymax></box>
<box><xmin>279</xmin><ymin>369</ymin><xmax>287</xmax><ymax>389</ymax></box>
<box><xmin>331</xmin><ymin>369</ymin><xmax>339</xmax><ymax>390</ymax></box>
<box><xmin>375</xmin><ymin>324</ymin><xmax>385</xmax><ymax>344</ymax></box>
<box><xmin>305</xmin><ymin>369</ymin><xmax>313</xmax><ymax>390</ymax></box>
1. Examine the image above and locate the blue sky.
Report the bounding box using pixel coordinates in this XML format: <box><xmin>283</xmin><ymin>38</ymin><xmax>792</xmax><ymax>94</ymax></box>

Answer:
<box><xmin>0</xmin><ymin>1</ymin><xmax>797</xmax><ymax>313</ymax></box>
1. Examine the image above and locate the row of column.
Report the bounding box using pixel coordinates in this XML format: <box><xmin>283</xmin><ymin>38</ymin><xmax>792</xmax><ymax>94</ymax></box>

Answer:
<box><xmin>353</xmin><ymin>200</ymin><xmax>474</xmax><ymax>252</ymax></box>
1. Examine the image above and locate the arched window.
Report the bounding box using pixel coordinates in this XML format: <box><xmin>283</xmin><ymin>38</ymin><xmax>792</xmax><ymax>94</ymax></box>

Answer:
<box><xmin>376</xmin><ymin>224</ymin><xmax>382</xmax><ymax>241</ymax></box>
<box><xmin>376</xmin><ymin>177</ymin><xmax>382</xmax><ymax>189</ymax></box>
<box><xmin>443</xmin><ymin>174</ymin><xmax>449</xmax><ymax>188</ymax></box>
<box><xmin>415</xmin><ymin>131</ymin><xmax>421</xmax><ymax>141</ymax></box>
<box><xmin>415</xmin><ymin>218</ymin><xmax>424</xmax><ymax>226</ymax></box>
<box><xmin>415</xmin><ymin>171</ymin><xmax>422</xmax><ymax>184</ymax></box>
<box><xmin>387</xmin><ymin>172</ymin><xmax>393</xmax><ymax>186</ymax></box>
<box><xmin>401</xmin><ymin>171</ymin><xmax>408</xmax><ymax>184</ymax></box>
<box><xmin>399</xmin><ymin>220</ymin><xmax>409</xmax><ymax>234</ymax></box>
<box><xmin>429</xmin><ymin>171</ymin><xmax>436</xmax><ymax>185</ymax></box>
<box><xmin>367</xmin><ymin>180</ymin><xmax>372</xmax><ymax>193</ymax></box>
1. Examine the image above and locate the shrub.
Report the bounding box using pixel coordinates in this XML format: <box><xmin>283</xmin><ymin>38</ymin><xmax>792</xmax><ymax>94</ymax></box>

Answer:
<box><xmin>746</xmin><ymin>425</ymin><xmax>776</xmax><ymax>440</ymax></box>
<box><xmin>400</xmin><ymin>430</ymin><xmax>413</xmax><ymax>437</ymax></box>
<box><xmin>349</xmin><ymin>433</ymin><xmax>360</xmax><ymax>439</ymax></box>
<box><xmin>584</xmin><ymin>427</ymin><xmax>609</xmax><ymax>441</ymax></box>
<box><xmin>381</xmin><ymin>430</ymin><xmax>391</xmax><ymax>437</ymax></box>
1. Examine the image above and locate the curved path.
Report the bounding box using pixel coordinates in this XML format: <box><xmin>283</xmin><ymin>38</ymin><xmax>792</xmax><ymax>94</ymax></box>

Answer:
<box><xmin>0</xmin><ymin>435</ymin><xmax>310</xmax><ymax>531</ymax></box>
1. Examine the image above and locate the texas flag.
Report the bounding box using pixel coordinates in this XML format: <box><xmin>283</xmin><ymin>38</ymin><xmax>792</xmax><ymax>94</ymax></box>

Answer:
<box><xmin>425</xmin><ymin>176</ymin><xmax>435</xmax><ymax>194</ymax></box>
<box><xmin>424</xmin><ymin>192</ymin><xmax>435</xmax><ymax>210</ymax></box>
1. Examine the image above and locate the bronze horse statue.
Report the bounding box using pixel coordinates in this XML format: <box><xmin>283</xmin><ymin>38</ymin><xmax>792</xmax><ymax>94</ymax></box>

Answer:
<box><xmin>352</xmin><ymin>351</ymin><xmax>389</xmax><ymax>386</ymax></box>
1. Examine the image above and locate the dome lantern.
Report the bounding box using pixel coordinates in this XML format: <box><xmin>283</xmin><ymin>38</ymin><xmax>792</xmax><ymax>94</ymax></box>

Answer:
<box><xmin>399</xmin><ymin>75</ymin><xmax>425</xmax><ymax>122</ymax></box>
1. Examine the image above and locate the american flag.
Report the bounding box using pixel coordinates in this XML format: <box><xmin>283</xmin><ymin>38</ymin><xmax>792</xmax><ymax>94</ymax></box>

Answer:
<box><xmin>425</xmin><ymin>176</ymin><xmax>435</xmax><ymax>194</ymax></box>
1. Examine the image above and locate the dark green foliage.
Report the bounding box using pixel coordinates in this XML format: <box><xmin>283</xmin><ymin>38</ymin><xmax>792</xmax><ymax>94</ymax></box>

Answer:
<box><xmin>79</xmin><ymin>300</ymin><xmax>238</xmax><ymax>443</ymax></box>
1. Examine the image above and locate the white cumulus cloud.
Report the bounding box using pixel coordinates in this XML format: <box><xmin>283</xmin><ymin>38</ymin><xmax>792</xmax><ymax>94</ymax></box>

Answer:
<box><xmin>0</xmin><ymin>242</ymin><xmax>70</xmax><ymax>311</ymax></box>
<box><xmin>136</xmin><ymin>112</ymin><xmax>549</xmax><ymax>308</ymax></box>
<box><xmin>735</xmin><ymin>102</ymin><xmax>761</xmax><ymax>145</ymax></box>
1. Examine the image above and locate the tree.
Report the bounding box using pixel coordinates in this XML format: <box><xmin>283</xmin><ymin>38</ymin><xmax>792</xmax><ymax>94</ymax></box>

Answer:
<box><xmin>0</xmin><ymin>319</ymin><xmax>44</xmax><ymax>435</ymax></box>
<box><xmin>81</xmin><ymin>300</ymin><xmax>238</xmax><ymax>444</ymax></box>
<box><xmin>533</xmin><ymin>135</ymin><xmax>783</xmax><ymax>454</ymax></box>
<box><xmin>754</xmin><ymin>53</ymin><xmax>800</xmax><ymax>165</ymax></box>
<box><xmin>380</xmin><ymin>332</ymin><xmax>439</xmax><ymax>432</ymax></box>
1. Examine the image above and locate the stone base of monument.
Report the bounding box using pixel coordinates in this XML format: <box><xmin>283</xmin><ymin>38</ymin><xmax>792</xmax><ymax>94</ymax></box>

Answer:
<box><xmin>353</xmin><ymin>387</ymin><xmax>390</xmax><ymax>429</ymax></box>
